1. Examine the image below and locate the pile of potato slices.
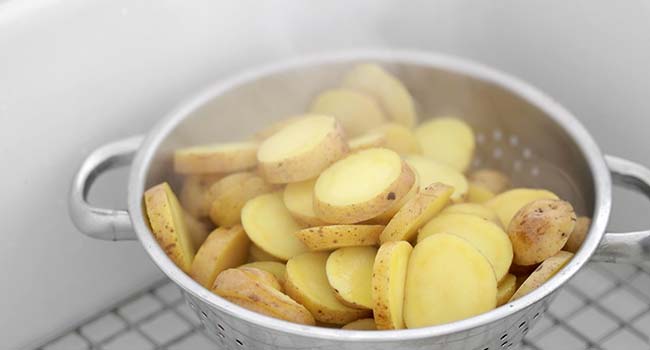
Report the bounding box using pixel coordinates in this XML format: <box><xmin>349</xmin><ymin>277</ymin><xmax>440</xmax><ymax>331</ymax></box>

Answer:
<box><xmin>144</xmin><ymin>63</ymin><xmax>590</xmax><ymax>330</ymax></box>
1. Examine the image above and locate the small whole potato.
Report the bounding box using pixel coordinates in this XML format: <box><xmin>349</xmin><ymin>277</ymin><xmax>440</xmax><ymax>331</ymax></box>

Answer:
<box><xmin>508</xmin><ymin>199</ymin><xmax>576</xmax><ymax>266</ymax></box>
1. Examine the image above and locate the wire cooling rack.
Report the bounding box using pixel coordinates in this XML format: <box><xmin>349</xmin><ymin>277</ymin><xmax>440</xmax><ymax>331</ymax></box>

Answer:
<box><xmin>37</xmin><ymin>261</ymin><xmax>650</xmax><ymax>350</ymax></box>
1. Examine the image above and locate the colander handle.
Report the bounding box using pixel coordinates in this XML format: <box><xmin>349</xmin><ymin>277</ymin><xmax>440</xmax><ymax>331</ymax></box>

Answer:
<box><xmin>68</xmin><ymin>135</ymin><xmax>143</xmax><ymax>241</ymax></box>
<box><xmin>592</xmin><ymin>155</ymin><xmax>650</xmax><ymax>263</ymax></box>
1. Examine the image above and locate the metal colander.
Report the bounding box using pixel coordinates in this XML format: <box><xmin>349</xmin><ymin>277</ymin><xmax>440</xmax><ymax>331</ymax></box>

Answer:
<box><xmin>69</xmin><ymin>50</ymin><xmax>650</xmax><ymax>350</ymax></box>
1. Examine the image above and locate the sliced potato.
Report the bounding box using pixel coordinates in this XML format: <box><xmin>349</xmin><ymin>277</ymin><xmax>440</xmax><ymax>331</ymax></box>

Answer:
<box><xmin>342</xmin><ymin>318</ymin><xmax>377</xmax><ymax>330</ymax></box>
<box><xmin>237</xmin><ymin>266</ymin><xmax>283</xmax><ymax>291</ymax></box>
<box><xmin>144</xmin><ymin>182</ymin><xmax>196</xmax><ymax>273</ymax></box>
<box><xmin>342</xmin><ymin>64</ymin><xmax>417</xmax><ymax>128</ymax></box>
<box><xmin>183</xmin><ymin>211</ymin><xmax>211</xmax><ymax>248</ymax></box>
<box><xmin>564</xmin><ymin>216</ymin><xmax>591</xmax><ymax>253</ymax></box>
<box><xmin>405</xmin><ymin>155</ymin><xmax>468</xmax><ymax>202</ymax></box>
<box><xmin>174</xmin><ymin>142</ymin><xmax>258</xmax><ymax>174</ymax></box>
<box><xmin>372</xmin><ymin>241</ymin><xmax>412</xmax><ymax>330</ymax></box>
<box><xmin>404</xmin><ymin>234</ymin><xmax>497</xmax><ymax>328</ymax></box>
<box><xmin>248</xmin><ymin>244</ymin><xmax>282</xmax><ymax>263</ymax></box>
<box><xmin>508</xmin><ymin>199</ymin><xmax>576</xmax><ymax>266</ymax></box>
<box><xmin>240</xmin><ymin>261</ymin><xmax>286</xmax><ymax>286</ymax></box>
<box><xmin>326</xmin><ymin>247</ymin><xmax>377</xmax><ymax>309</ymax></box>
<box><xmin>372</xmin><ymin>123</ymin><xmax>420</xmax><ymax>154</ymax></box>
<box><xmin>509</xmin><ymin>263</ymin><xmax>539</xmax><ymax>276</ymax></box>
<box><xmin>348</xmin><ymin>131</ymin><xmax>386</xmax><ymax>152</ymax></box>
<box><xmin>370</xmin><ymin>166</ymin><xmax>420</xmax><ymax>224</ymax></box>
<box><xmin>414</xmin><ymin>117</ymin><xmax>475</xmax><ymax>172</ymax></box>
<box><xmin>419</xmin><ymin>213</ymin><xmax>513</xmax><ymax>282</ymax></box>
<box><xmin>314</xmin><ymin>148</ymin><xmax>415</xmax><ymax>224</ymax></box>
<box><xmin>190</xmin><ymin>226</ymin><xmax>250</xmax><ymax>288</ymax></box>
<box><xmin>283</xmin><ymin>179</ymin><xmax>326</xmax><ymax>226</ymax></box>
<box><xmin>441</xmin><ymin>203</ymin><xmax>500</xmax><ymax>225</ymax></box>
<box><xmin>285</xmin><ymin>252</ymin><xmax>371</xmax><ymax>324</ymax></box>
<box><xmin>205</xmin><ymin>172</ymin><xmax>255</xmax><ymax>205</ymax></box>
<box><xmin>380</xmin><ymin>183</ymin><xmax>453</xmax><ymax>243</ymax></box>
<box><xmin>213</xmin><ymin>268</ymin><xmax>315</xmax><ymax>325</ymax></box>
<box><xmin>469</xmin><ymin>169</ymin><xmax>510</xmax><ymax>194</ymax></box>
<box><xmin>253</xmin><ymin>116</ymin><xmax>303</xmax><ymax>141</ymax></box>
<box><xmin>209</xmin><ymin>174</ymin><xmax>272</xmax><ymax>227</ymax></box>
<box><xmin>309</xmin><ymin>88</ymin><xmax>386</xmax><ymax>137</ymax></box>
<box><xmin>510</xmin><ymin>251</ymin><xmax>573</xmax><ymax>301</ymax></box>
<box><xmin>295</xmin><ymin>225</ymin><xmax>384</xmax><ymax>251</ymax></box>
<box><xmin>486</xmin><ymin>188</ymin><xmax>559</xmax><ymax>228</ymax></box>
<box><xmin>467</xmin><ymin>183</ymin><xmax>496</xmax><ymax>203</ymax></box>
<box><xmin>180</xmin><ymin>174</ymin><xmax>223</xmax><ymax>218</ymax></box>
<box><xmin>241</xmin><ymin>192</ymin><xmax>308</xmax><ymax>260</ymax></box>
<box><xmin>257</xmin><ymin>114</ymin><xmax>348</xmax><ymax>184</ymax></box>
<box><xmin>496</xmin><ymin>273</ymin><xmax>517</xmax><ymax>306</ymax></box>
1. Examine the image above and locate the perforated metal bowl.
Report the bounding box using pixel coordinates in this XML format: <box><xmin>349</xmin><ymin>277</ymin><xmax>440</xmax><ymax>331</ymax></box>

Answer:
<box><xmin>69</xmin><ymin>51</ymin><xmax>650</xmax><ymax>350</ymax></box>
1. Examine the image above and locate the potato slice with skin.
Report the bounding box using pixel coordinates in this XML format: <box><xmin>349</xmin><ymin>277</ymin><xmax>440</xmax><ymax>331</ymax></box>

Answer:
<box><xmin>295</xmin><ymin>225</ymin><xmax>384</xmax><ymax>251</ymax></box>
<box><xmin>213</xmin><ymin>268</ymin><xmax>315</xmax><ymax>325</ymax></box>
<box><xmin>174</xmin><ymin>142</ymin><xmax>258</xmax><ymax>174</ymax></box>
<box><xmin>240</xmin><ymin>261</ymin><xmax>286</xmax><ymax>286</ymax></box>
<box><xmin>205</xmin><ymin>172</ymin><xmax>255</xmax><ymax>207</ymax></box>
<box><xmin>326</xmin><ymin>247</ymin><xmax>377</xmax><ymax>309</ymax></box>
<box><xmin>510</xmin><ymin>251</ymin><xmax>573</xmax><ymax>301</ymax></box>
<box><xmin>564</xmin><ymin>216</ymin><xmax>591</xmax><ymax>253</ymax></box>
<box><xmin>257</xmin><ymin>114</ymin><xmax>348</xmax><ymax>184</ymax></box>
<box><xmin>144</xmin><ymin>183</ymin><xmax>196</xmax><ymax>273</ymax></box>
<box><xmin>248</xmin><ymin>244</ymin><xmax>283</xmax><ymax>263</ymax></box>
<box><xmin>314</xmin><ymin>148</ymin><xmax>415</xmax><ymax>224</ymax></box>
<box><xmin>369</xmin><ymin>166</ymin><xmax>420</xmax><ymax>224</ymax></box>
<box><xmin>442</xmin><ymin>203</ymin><xmax>500</xmax><ymax>226</ymax></box>
<box><xmin>404</xmin><ymin>234</ymin><xmax>497</xmax><ymax>328</ymax></box>
<box><xmin>209</xmin><ymin>174</ymin><xmax>272</xmax><ymax>227</ymax></box>
<box><xmin>486</xmin><ymin>188</ymin><xmax>559</xmax><ymax>228</ymax></box>
<box><xmin>237</xmin><ymin>266</ymin><xmax>283</xmax><ymax>291</ymax></box>
<box><xmin>253</xmin><ymin>116</ymin><xmax>303</xmax><ymax>141</ymax></box>
<box><xmin>419</xmin><ymin>213</ymin><xmax>513</xmax><ymax>282</ymax></box>
<box><xmin>342</xmin><ymin>318</ymin><xmax>376</xmax><ymax>330</ymax></box>
<box><xmin>348</xmin><ymin>131</ymin><xmax>386</xmax><ymax>152</ymax></box>
<box><xmin>189</xmin><ymin>226</ymin><xmax>250</xmax><ymax>288</ymax></box>
<box><xmin>372</xmin><ymin>241</ymin><xmax>412</xmax><ymax>330</ymax></box>
<box><xmin>415</xmin><ymin>117</ymin><xmax>475</xmax><ymax>172</ymax></box>
<box><xmin>372</xmin><ymin>123</ymin><xmax>420</xmax><ymax>154</ymax></box>
<box><xmin>180</xmin><ymin>174</ymin><xmax>223</xmax><ymax>218</ymax></box>
<box><xmin>467</xmin><ymin>183</ymin><xmax>495</xmax><ymax>203</ymax></box>
<box><xmin>497</xmin><ymin>273</ymin><xmax>517</xmax><ymax>306</ymax></box>
<box><xmin>508</xmin><ymin>199</ymin><xmax>576</xmax><ymax>266</ymax></box>
<box><xmin>342</xmin><ymin>64</ymin><xmax>417</xmax><ymax>128</ymax></box>
<box><xmin>380</xmin><ymin>183</ymin><xmax>453</xmax><ymax>243</ymax></box>
<box><xmin>242</xmin><ymin>192</ymin><xmax>308</xmax><ymax>261</ymax></box>
<box><xmin>283</xmin><ymin>179</ymin><xmax>326</xmax><ymax>226</ymax></box>
<box><xmin>285</xmin><ymin>252</ymin><xmax>371</xmax><ymax>324</ymax></box>
<box><xmin>310</xmin><ymin>89</ymin><xmax>386</xmax><ymax>137</ymax></box>
<box><xmin>405</xmin><ymin>155</ymin><xmax>468</xmax><ymax>202</ymax></box>
<box><xmin>470</xmin><ymin>169</ymin><xmax>510</xmax><ymax>194</ymax></box>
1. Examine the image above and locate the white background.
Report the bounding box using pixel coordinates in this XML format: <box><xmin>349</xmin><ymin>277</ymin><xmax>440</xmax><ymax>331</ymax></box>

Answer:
<box><xmin>1</xmin><ymin>0</ymin><xmax>649</xmax><ymax>348</ymax></box>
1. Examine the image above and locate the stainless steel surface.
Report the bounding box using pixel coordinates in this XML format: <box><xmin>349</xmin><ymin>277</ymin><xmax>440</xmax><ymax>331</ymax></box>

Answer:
<box><xmin>69</xmin><ymin>135</ymin><xmax>143</xmax><ymax>241</ymax></box>
<box><xmin>69</xmin><ymin>50</ymin><xmax>648</xmax><ymax>349</ymax></box>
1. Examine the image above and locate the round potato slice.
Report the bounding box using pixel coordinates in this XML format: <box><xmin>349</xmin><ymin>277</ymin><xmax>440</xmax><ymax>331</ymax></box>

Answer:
<box><xmin>248</xmin><ymin>244</ymin><xmax>282</xmax><ymax>263</ymax></box>
<box><xmin>372</xmin><ymin>123</ymin><xmax>421</xmax><ymax>154</ymax></box>
<box><xmin>467</xmin><ymin>183</ymin><xmax>496</xmax><ymax>203</ymax></box>
<box><xmin>404</xmin><ymin>234</ymin><xmax>497</xmax><ymax>328</ymax></box>
<box><xmin>469</xmin><ymin>169</ymin><xmax>510</xmax><ymax>194</ymax></box>
<box><xmin>419</xmin><ymin>213</ymin><xmax>513</xmax><ymax>282</ymax></box>
<box><xmin>240</xmin><ymin>261</ymin><xmax>287</xmax><ymax>286</ymax></box>
<box><xmin>285</xmin><ymin>252</ymin><xmax>371</xmax><ymax>324</ymax></box>
<box><xmin>414</xmin><ymin>117</ymin><xmax>475</xmax><ymax>172</ymax></box>
<box><xmin>314</xmin><ymin>148</ymin><xmax>415</xmax><ymax>224</ymax></box>
<box><xmin>564</xmin><ymin>216</ymin><xmax>591</xmax><ymax>253</ymax></box>
<box><xmin>209</xmin><ymin>174</ymin><xmax>272</xmax><ymax>227</ymax></box>
<box><xmin>342</xmin><ymin>318</ymin><xmax>377</xmax><ymax>330</ymax></box>
<box><xmin>508</xmin><ymin>199</ymin><xmax>576</xmax><ymax>266</ymax></box>
<box><xmin>253</xmin><ymin>116</ymin><xmax>303</xmax><ymax>141</ymax></box>
<box><xmin>372</xmin><ymin>241</ymin><xmax>412</xmax><ymax>330</ymax></box>
<box><xmin>342</xmin><ymin>64</ymin><xmax>417</xmax><ymax>128</ymax></box>
<box><xmin>174</xmin><ymin>142</ymin><xmax>258</xmax><ymax>174</ymax></box>
<box><xmin>348</xmin><ymin>131</ymin><xmax>387</xmax><ymax>152</ymax></box>
<box><xmin>236</xmin><ymin>266</ymin><xmax>283</xmax><ymax>292</ymax></box>
<box><xmin>144</xmin><ymin>182</ymin><xmax>196</xmax><ymax>273</ymax></box>
<box><xmin>190</xmin><ymin>225</ymin><xmax>250</xmax><ymax>288</ymax></box>
<box><xmin>283</xmin><ymin>179</ymin><xmax>326</xmax><ymax>226</ymax></box>
<box><xmin>257</xmin><ymin>114</ymin><xmax>348</xmax><ymax>184</ymax></box>
<box><xmin>213</xmin><ymin>268</ymin><xmax>315</xmax><ymax>325</ymax></box>
<box><xmin>179</xmin><ymin>174</ymin><xmax>223</xmax><ymax>218</ymax></box>
<box><xmin>241</xmin><ymin>192</ymin><xmax>308</xmax><ymax>261</ymax></box>
<box><xmin>295</xmin><ymin>225</ymin><xmax>384</xmax><ymax>251</ymax></box>
<box><xmin>380</xmin><ymin>183</ymin><xmax>453</xmax><ymax>243</ymax></box>
<box><xmin>369</xmin><ymin>166</ymin><xmax>420</xmax><ymax>224</ymax></box>
<box><xmin>496</xmin><ymin>273</ymin><xmax>517</xmax><ymax>306</ymax></box>
<box><xmin>486</xmin><ymin>188</ymin><xmax>559</xmax><ymax>228</ymax></box>
<box><xmin>405</xmin><ymin>155</ymin><xmax>468</xmax><ymax>202</ymax></box>
<box><xmin>510</xmin><ymin>251</ymin><xmax>574</xmax><ymax>301</ymax></box>
<box><xmin>326</xmin><ymin>247</ymin><xmax>378</xmax><ymax>309</ymax></box>
<box><xmin>441</xmin><ymin>203</ymin><xmax>500</xmax><ymax>225</ymax></box>
<box><xmin>309</xmin><ymin>88</ymin><xmax>386</xmax><ymax>137</ymax></box>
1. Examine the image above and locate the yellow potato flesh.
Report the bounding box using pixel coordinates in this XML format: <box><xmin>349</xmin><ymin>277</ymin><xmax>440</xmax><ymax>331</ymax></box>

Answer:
<box><xmin>370</xmin><ymin>167</ymin><xmax>420</xmax><ymax>224</ymax></box>
<box><xmin>241</xmin><ymin>192</ymin><xmax>308</xmax><ymax>261</ymax></box>
<box><xmin>405</xmin><ymin>155</ymin><xmax>468</xmax><ymax>202</ymax></box>
<box><xmin>190</xmin><ymin>226</ymin><xmax>250</xmax><ymax>288</ymax></box>
<box><xmin>418</xmin><ymin>213</ymin><xmax>513</xmax><ymax>282</ymax></box>
<box><xmin>496</xmin><ymin>273</ymin><xmax>517</xmax><ymax>306</ymax></box>
<box><xmin>342</xmin><ymin>318</ymin><xmax>377</xmax><ymax>330</ymax></box>
<box><xmin>283</xmin><ymin>178</ymin><xmax>323</xmax><ymax>226</ymax></box>
<box><xmin>257</xmin><ymin>115</ymin><xmax>336</xmax><ymax>162</ymax></box>
<box><xmin>404</xmin><ymin>234</ymin><xmax>497</xmax><ymax>328</ymax></box>
<box><xmin>295</xmin><ymin>225</ymin><xmax>384</xmax><ymax>251</ymax></box>
<box><xmin>348</xmin><ymin>132</ymin><xmax>386</xmax><ymax>152</ymax></box>
<box><xmin>467</xmin><ymin>183</ymin><xmax>495</xmax><ymax>203</ymax></box>
<box><xmin>326</xmin><ymin>246</ymin><xmax>377</xmax><ymax>309</ymax></box>
<box><xmin>174</xmin><ymin>142</ymin><xmax>258</xmax><ymax>174</ymax></box>
<box><xmin>240</xmin><ymin>261</ymin><xmax>287</xmax><ymax>286</ymax></box>
<box><xmin>248</xmin><ymin>244</ymin><xmax>282</xmax><ymax>263</ymax></box>
<box><xmin>414</xmin><ymin>117</ymin><xmax>475</xmax><ymax>172</ymax></box>
<box><xmin>372</xmin><ymin>241</ymin><xmax>412</xmax><ymax>330</ymax></box>
<box><xmin>442</xmin><ymin>203</ymin><xmax>500</xmax><ymax>226</ymax></box>
<box><xmin>373</xmin><ymin>123</ymin><xmax>421</xmax><ymax>154</ymax></box>
<box><xmin>510</xmin><ymin>251</ymin><xmax>573</xmax><ymax>301</ymax></box>
<box><xmin>310</xmin><ymin>88</ymin><xmax>386</xmax><ymax>137</ymax></box>
<box><xmin>486</xmin><ymin>188</ymin><xmax>559</xmax><ymax>228</ymax></box>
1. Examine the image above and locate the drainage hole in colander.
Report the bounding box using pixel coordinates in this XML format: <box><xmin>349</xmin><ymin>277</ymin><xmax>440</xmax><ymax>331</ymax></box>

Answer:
<box><xmin>482</xmin><ymin>347</ymin><xmax>489</xmax><ymax>350</ymax></box>
<box><xmin>501</xmin><ymin>341</ymin><xmax>511</xmax><ymax>348</ymax></box>
<box><xmin>236</xmin><ymin>339</ymin><xmax>244</xmax><ymax>346</ymax></box>
<box><xmin>533</xmin><ymin>312</ymin><xmax>540</xmax><ymax>319</ymax></box>
<box><xmin>522</xmin><ymin>327</ymin><xmax>529</xmax><ymax>334</ymax></box>
<box><xmin>500</xmin><ymin>333</ymin><xmax>508</xmax><ymax>340</ymax></box>
<box><xmin>218</xmin><ymin>332</ymin><xmax>225</xmax><ymax>339</ymax></box>
<box><xmin>518</xmin><ymin>321</ymin><xmax>526</xmax><ymax>329</ymax></box>
<box><xmin>201</xmin><ymin>311</ymin><xmax>208</xmax><ymax>319</ymax></box>
<box><xmin>218</xmin><ymin>324</ymin><xmax>225</xmax><ymax>331</ymax></box>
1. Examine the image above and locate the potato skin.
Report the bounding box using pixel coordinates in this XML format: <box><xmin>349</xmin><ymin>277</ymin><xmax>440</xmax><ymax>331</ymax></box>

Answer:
<box><xmin>510</xmin><ymin>251</ymin><xmax>573</xmax><ymax>301</ymax></box>
<box><xmin>342</xmin><ymin>318</ymin><xmax>377</xmax><ymax>330</ymax></box>
<box><xmin>240</xmin><ymin>261</ymin><xmax>287</xmax><ymax>286</ymax></box>
<box><xmin>190</xmin><ymin>226</ymin><xmax>250</xmax><ymax>288</ymax></box>
<box><xmin>564</xmin><ymin>216</ymin><xmax>591</xmax><ymax>253</ymax></box>
<box><xmin>295</xmin><ymin>225</ymin><xmax>384</xmax><ymax>251</ymax></box>
<box><xmin>486</xmin><ymin>188</ymin><xmax>559</xmax><ymax>228</ymax></box>
<box><xmin>508</xmin><ymin>199</ymin><xmax>576</xmax><ymax>266</ymax></box>
<box><xmin>372</xmin><ymin>241</ymin><xmax>412</xmax><ymax>330</ymax></box>
<box><xmin>174</xmin><ymin>142</ymin><xmax>258</xmax><ymax>174</ymax></box>
<box><xmin>208</xmin><ymin>174</ymin><xmax>272</xmax><ymax>227</ymax></box>
<box><xmin>496</xmin><ymin>273</ymin><xmax>517</xmax><ymax>306</ymax></box>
